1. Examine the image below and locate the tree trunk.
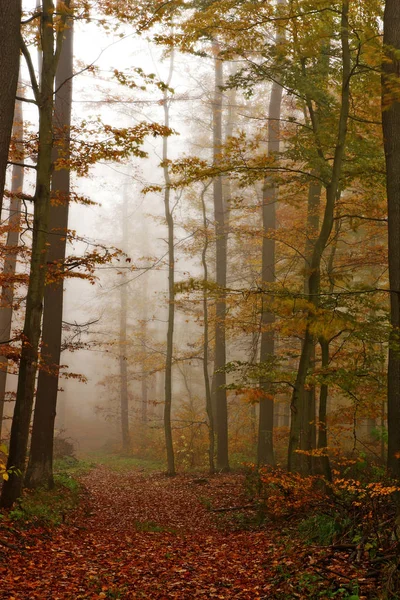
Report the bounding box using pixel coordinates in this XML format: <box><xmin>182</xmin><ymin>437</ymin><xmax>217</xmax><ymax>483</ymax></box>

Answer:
<box><xmin>302</xmin><ymin>180</ymin><xmax>322</xmax><ymax>471</ymax></box>
<box><xmin>257</xmin><ymin>6</ymin><xmax>285</xmax><ymax>465</ymax></box>
<box><xmin>0</xmin><ymin>1</ymin><xmax>21</xmax><ymax>218</ymax></box>
<box><xmin>200</xmin><ymin>184</ymin><xmax>215</xmax><ymax>474</ymax></box>
<box><xmin>1</xmin><ymin>1</ymin><xmax>70</xmax><ymax>508</ymax></box>
<box><xmin>288</xmin><ymin>1</ymin><xmax>350</xmax><ymax>474</ymax></box>
<box><xmin>212</xmin><ymin>42</ymin><xmax>229</xmax><ymax>472</ymax></box>
<box><xmin>163</xmin><ymin>52</ymin><xmax>176</xmax><ymax>476</ymax></box>
<box><xmin>119</xmin><ymin>187</ymin><xmax>130</xmax><ymax>454</ymax></box>
<box><xmin>317</xmin><ymin>338</ymin><xmax>332</xmax><ymax>481</ymax></box>
<box><xmin>0</xmin><ymin>94</ymin><xmax>24</xmax><ymax>440</ymax></box>
<box><xmin>382</xmin><ymin>0</ymin><xmax>400</xmax><ymax>478</ymax></box>
<box><xmin>25</xmin><ymin>12</ymin><xmax>73</xmax><ymax>490</ymax></box>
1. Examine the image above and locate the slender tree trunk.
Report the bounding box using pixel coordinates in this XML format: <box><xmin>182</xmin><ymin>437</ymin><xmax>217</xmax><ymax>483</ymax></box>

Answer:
<box><xmin>200</xmin><ymin>184</ymin><xmax>215</xmax><ymax>474</ymax></box>
<box><xmin>382</xmin><ymin>0</ymin><xmax>400</xmax><ymax>479</ymax></box>
<box><xmin>257</xmin><ymin>8</ymin><xmax>284</xmax><ymax>464</ymax></box>
<box><xmin>302</xmin><ymin>181</ymin><xmax>322</xmax><ymax>471</ymax></box>
<box><xmin>119</xmin><ymin>187</ymin><xmax>130</xmax><ymax>454</ymax></box>
<box><xmin>25</xmin><ymin>13</ymin><xmax>73</xmax><ymax>489</ymax></box>
<box><xmin>1</xmin><ymin>1</ymin><xmax>70</xmax><ymax>508</ymax></box>
<box><xmin>212</xmin><ymin>42</ymin><xmax>229</xmax><ymax>472</ymax></box>
<box><xmin>0</xmin><ymin>95</ymin><xmax>24</xmax><ymax>440</ymax></box>
<box><xmin>0</xmin><ymin>1</ymin><xmax>21</xmax><ymax>217</ymax></box>
<box><xmin>163</xmin><ymin>52</ymin><xmax>176</xmax><ymax>476</ymax></box>
<box><xmin>139</xmin><ymin>237</ymin><xmax>149</xmax><ymax>425</ymax></box>
<box><xmin>140</xmin><ymin>316</ymin><xmax>148</xmax><ymax>425</ymax></box>
<box><xmin>315</xmin><ymin>215</ymin><xmax>339</xmax><ymax>481</ymax></box>
<box><xmin>288</xmin><ymin>1</ymin><xmax>350</xmax><ymax>474</ymax></box>
<box><xmin>317</xmin><ymin>338</ymin><xmax>332</xmax><ymax>481</ymax></box>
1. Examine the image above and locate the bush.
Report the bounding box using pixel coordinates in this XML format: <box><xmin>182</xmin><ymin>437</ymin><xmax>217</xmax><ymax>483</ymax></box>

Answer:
<box><xmin>53</xmin><ymin>435</ymin><xmax>76</xmax><ymax>460</ymax></box>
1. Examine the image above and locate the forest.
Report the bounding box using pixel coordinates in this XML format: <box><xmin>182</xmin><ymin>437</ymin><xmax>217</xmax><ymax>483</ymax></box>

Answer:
<box><xmin>0</xmin><ymin>0</ymin><xmax>400</xmax><ymax>598</ymax></box>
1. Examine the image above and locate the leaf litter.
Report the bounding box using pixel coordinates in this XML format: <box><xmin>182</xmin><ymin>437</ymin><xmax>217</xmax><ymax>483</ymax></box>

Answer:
<box><xmin>0</xmin><ymin>465</ymin><xmax>379</xmax><ymax>599</ymax></box>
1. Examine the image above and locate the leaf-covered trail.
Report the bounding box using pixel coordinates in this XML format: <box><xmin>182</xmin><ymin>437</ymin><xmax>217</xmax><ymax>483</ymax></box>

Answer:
<box><xmin>0</xmin><ymin>466</ymin><xmax>368</xmax><ymax>599</ymax></box>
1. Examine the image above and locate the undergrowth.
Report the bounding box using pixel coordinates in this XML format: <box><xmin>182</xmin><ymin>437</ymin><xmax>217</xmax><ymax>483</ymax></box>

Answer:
<box><xmin>86</xmin><ymin>451</ymin><xmax>165</xmax><ymax>473</ymax></box>
<box><xmin>237</xmin><ymin>460</ymin><xmax>400</xmax><ymax>599</ymax></box>
<box><xmin>7</xmin><ymin>458</ymin><xmax>91</xmax><ymax>527</ymax></box>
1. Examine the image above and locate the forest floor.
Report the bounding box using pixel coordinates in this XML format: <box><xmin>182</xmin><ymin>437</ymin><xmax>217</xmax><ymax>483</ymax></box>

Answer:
<box><xmin>0</xmin><ymin>460</ymin><xmax>382</xmax><ymax>599</ymax></box>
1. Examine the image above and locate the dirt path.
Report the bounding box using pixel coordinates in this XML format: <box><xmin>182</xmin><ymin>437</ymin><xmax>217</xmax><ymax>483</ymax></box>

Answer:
<box><xmin>0</xmin><ymin>466</ymin><xmax>366</xmax><ymax>599</ymax></box>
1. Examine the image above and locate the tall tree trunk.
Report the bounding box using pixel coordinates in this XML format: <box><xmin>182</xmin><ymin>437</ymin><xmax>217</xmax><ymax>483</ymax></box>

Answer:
<box><xmin>119</xmin><ymin>187</ymin><xmax>130</xmax><ymax>454</ymax></box>
<box><xmin>200</xmin><ymin>184</ymin><xmax>215</xmax><ymax>474</ymax></box>
<box><xmin>140</xmin><ymin>316</ymin><xmax>148</xmax><ymax>424</ymax></box>
<box><xmin>25</xmin><ymin>12</ymin><xmax>73</xmax><ymax>489</ymax></box>
<box><xmin>302</xmin><ymin>180</ymin><xmax>322</xmax><ymax>471</ymax></box>
<box><xmin>382</xmin><ymin>0</ymin><xmax>400</xmax><ymax>478</ymax></box>
<box><xmin>163</xmin><ymin>52</ymin><xmax>176</xmax><ymax>476</ymax></box>
<box><xmin>315</xmin><ymin>215</ymin><xmax>339</xmax><ymax>481</ymax></box>
<box><xmin>1</xmin><ymin>1</ymin><xmax>70</xmax><ymax>508</ymax></box>
<box><xmin>139</xmin><ymin>233</ymin><xmax>149</xmax><ymax>425</ymax></box>
<box><xmin>0</xmin><ymin>1</ymin><xmax>21</xmax><ymax>218</ymax></box>
<box><xmin>317</xmin><ymin>337</ymin><xmax>332</xmax><ymax>481</ymax></box>
<box><xmin>212</xmin><ymin>42</ymin><xmax>229</xmax><ymax>472</ymax></box>
<box><xmin>257</xmin><ymin>5</ymin><xmax>285</xmax><ymax>465</ymax></box>
<box><xmin>288</xmin><ymin>0</ymin><xmax>350</xmax><ymax>474</ymax></box>
<box><xmin>0</xmin><ymin>94</ymin><xmax>24</xmax><ymax>440</ymax></box>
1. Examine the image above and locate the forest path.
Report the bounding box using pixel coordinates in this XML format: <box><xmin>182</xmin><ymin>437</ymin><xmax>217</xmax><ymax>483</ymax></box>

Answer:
<box><xmin>0</xmin><ymin>465</ymin><xmax>360</xmax><ymax>599</ymax></box>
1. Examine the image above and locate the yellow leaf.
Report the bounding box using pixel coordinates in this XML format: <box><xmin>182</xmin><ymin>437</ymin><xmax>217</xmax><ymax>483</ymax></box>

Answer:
<box><xmin>2</xmin><ymin>472</ymin><xmax>9</xmax><ymax>481</ymax></box>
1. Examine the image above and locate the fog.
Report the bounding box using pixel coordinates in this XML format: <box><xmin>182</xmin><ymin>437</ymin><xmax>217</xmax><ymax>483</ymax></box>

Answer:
<box><xmin>30</xmin><ymin>9</ymin><xmax>227</xmax><ymax>455</ymax></box>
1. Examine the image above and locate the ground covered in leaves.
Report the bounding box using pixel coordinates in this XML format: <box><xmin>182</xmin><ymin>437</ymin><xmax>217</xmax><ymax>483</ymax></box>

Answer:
<box><xmin>0</xmin><ymin>462</ymin><xmax>384</xmax><ymax>599</ymax></box>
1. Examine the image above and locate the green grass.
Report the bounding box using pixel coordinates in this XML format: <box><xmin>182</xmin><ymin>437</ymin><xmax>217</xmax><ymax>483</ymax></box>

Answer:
<box><xmin>10</xmin><ymin>478</ymin><xmax>81</xmax><ymax>526</ymax></box>
<box><xmin>8</xmin><ymin>457</ymin><xmax>92</xmax><ymax>527</ymax></box>
<box><xmin>298</xmin><ymin>512</ymin><xmax>352</xmax><ymax>546</ymax></box>
<box><xmin>134</xmin><ymin>519</ymin><xmax>176</xmax><ymax>533</ymax></box>
<box><xmin>54</xmin><ymin>456</ymin><xmax>95</xmax><ymax>476</ymax></box>
<box><xmin>85</xmin><ymin>451</ymin><xmax>165</xmax><ymax>473</ymax></box>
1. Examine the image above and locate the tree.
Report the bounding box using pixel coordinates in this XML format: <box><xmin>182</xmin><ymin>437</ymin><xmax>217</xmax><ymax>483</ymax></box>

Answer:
<box><xmin>25</xmin><ymin>10</ymin><xmax>74</xmax><ymax>490</ymax></box>
<box><xmin>1</xmin><ymin>0</ymin><xmax>72</xmax><ymax>507</ymax></box>
<box><xmin>163</xmin><ymin>51</ymin><xmax>176</xmax><ymax>476</ymax></box>
<box><xmin>0</xmin><ymin>1</ymin><xmax>21</xmax><ymax>218</ymax></box>
<box><xmin>212</xmin><ymin>42</ymin><xmax>229</xmax><ymax>472</ymax></box>
<box><xmin>119</xmin><ymin>186</ymin><xmax>131</xmax><ymax>454</ymax></box>
<box><xmin>257</xmin><ymin>0</ymin><xmax>285</xmax><ymax>467</ymax></box>
<box><xmin>287</xmin><ymin>0</ymin><xmax>351</xmax><ymax>474</ymax></box>
<box><xmin>0</xmin><ymin>92</ymin><xmax>24</xmax><ymax>440</ymax></box>
<box><xmin>200</xmin><ymin>183</ymin><xmax>215</xmax><ymax>473</ymax></box>
<box><xmin>382</xmin><ymin>0</ymin><xmax>400</xmax><ymax>479</ymax></box>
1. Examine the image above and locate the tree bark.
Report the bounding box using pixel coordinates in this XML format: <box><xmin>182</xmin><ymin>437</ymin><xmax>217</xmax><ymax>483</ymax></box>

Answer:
<box><xmin>200</xmin><ymin>184</ymin><xmax>215</xmax><ymax>474</ymax></box>
<box><xmin>317</xmin><ymin>337</ymin><xmax>332</xmax><ymax>481</ymax></box>
<box><xmin>288</xmin><ymin>1</ymin><xmax>350</xmax><ymax>474</ymax></box>
<box><xmin>1</xmin><ymin>1</ymin><xmax>70</xmax><ymax>507</ymax></box>
<box><xmin>302</xmin><ymin>180</ymin><xmax>322</xmax><ymax>471</ymax></box>
<box><xmin>0</xmin><ymin>1</ymin><xmax>21</xmax><ymax>218</ymax></box>
<box><xmin>257</xmin><ymin>4</ymin><xmax>284</xmax><ymax>465</ymax></box>
<box><xmin>382</xmin><ymin>0</ymin><xmax>400</xmax><ymax>478</ymax></box>
<box><xmin>163</xmin><ymin>52</ymin><xmax>176</xmax><ymax>476</ymax></box>
<box><xmin>119</xmin><ymin>187</ymin><xmax>130</xmax><ymax>454</ymax></box>
<box><xmin>25</xmin><ymin>11</ymin><xmax>73</xmax><ymax>489</ymax></box>
<box><xmin>0</xmin><ymin>94</ymin><xmax>24</xmax><ymax>440</ymax></box>
<box><xmin>212</xmin><ymin>42</ymin><xmax>229</xmax><ymax>472</ymax></box>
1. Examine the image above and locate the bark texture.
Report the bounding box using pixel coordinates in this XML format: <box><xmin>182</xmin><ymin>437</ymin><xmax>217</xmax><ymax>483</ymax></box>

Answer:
<box><xmin>119</xmin><ymin>189</ymin><xmax>130</xmax><ymax>454</ymax></box>
<box><xmin>0</xmin><ymin>1</ymin><xmax>21</xmax><ymax>218</ymax></box>
<box><xmin>257</xmin><ymin>5</ymin><xmax>284</xmax><ymax>465</ymax></box>
<box><xmin>163</xmin><ymin>52</ymin><xmax>176</xmax><ymax>476</ymax></box>
<box><xmin>288</xmin><ymin>1</ymin><xmax>350</xmax><ymax>474</ymax></box>
<box><xmin>1</xmin><ymin>1</ymin><xmax>70</xmax><ymax>507</ymax></box>
<box><xmin>200</xmin><ymin>184</ymin><xmax>215</xmax><ymax>474</ymax></box>
<box><xmin>25</xmin><ymin>13</ymin><xmax>73</xmax><ymax>490</ymax></box>
<box><xmin>382</xmin><ymin>0</ymin><xmax>400</xmax><ymax>478</ymax></box>
<box><xmin>0</xmin><ymin>96</ymin><xmax>24</xmax><ymax>439</ymax></box>
<box><xmin>212</xmin><ymin>43</ymin><xmax>229</xmax><ymax>472</ymax></box>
